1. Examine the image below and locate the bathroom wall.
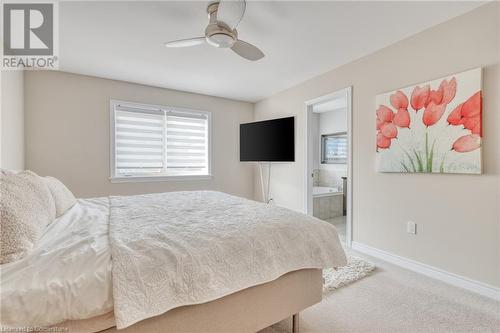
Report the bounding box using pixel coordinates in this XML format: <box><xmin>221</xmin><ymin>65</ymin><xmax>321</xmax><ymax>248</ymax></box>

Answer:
<box><xmin>318</xmin><ymin>108</ymin><xmax>347</xmax><ymax>134</ymax></box>
<box><xmin>311</xmin><ymin>113</ymin><xmax>320</xmax><ymax>185</ymax></box>
<box><xmin>314</xmin><ymin>108</ymin><xmax>347</xmax><ymax>188</ymax></box>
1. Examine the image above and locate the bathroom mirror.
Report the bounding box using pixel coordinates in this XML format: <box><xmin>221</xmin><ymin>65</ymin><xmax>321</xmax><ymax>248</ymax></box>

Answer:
<box><xmin>321</xmin><ymin>132</ymin><xmax>347</xmax><ymax>164</ymax></box>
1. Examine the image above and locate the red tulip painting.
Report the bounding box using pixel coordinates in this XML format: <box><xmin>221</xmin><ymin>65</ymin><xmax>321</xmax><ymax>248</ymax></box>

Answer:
<box><xmin>376</xmin><ymin>68</ymin><xmax>482</xmax><ymax>174</ymax></box>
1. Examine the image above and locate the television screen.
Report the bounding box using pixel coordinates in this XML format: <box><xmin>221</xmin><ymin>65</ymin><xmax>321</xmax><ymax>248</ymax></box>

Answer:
<box><xmin>240</xmin><ymin>117</ymin><xmax>295</xmax><ymax>162</ymax></box>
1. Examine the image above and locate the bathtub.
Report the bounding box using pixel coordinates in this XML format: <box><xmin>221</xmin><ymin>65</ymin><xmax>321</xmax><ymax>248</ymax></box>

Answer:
<box><xmin>312</xmin><ymin>186</ymin><xmax>342</xmax><ymax>197</ymax></box>
<box><xmin>313</xmin><ymin>186</ymin><xmax>344</xmax><ymax>220</ymax></box>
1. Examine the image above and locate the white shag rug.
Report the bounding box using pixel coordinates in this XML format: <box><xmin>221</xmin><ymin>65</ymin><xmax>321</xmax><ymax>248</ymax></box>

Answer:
<box><xmin>323</xmin><ymin>256</ymin><xmax>376</xmax><ymax>292</ymax></box>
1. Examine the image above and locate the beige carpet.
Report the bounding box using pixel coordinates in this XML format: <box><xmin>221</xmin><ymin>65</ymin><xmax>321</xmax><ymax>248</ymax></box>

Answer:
<box><xmin>260</xmin><ymin>249</ymin><xmax>500</xmax><ymax>333</ymax></box>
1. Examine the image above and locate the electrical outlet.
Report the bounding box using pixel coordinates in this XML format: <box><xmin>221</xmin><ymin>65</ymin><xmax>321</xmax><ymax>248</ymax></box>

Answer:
<box><xmin>407</xmin><ymin>221</ymin><xmax>417</xmax><ymax>235</ymax></box>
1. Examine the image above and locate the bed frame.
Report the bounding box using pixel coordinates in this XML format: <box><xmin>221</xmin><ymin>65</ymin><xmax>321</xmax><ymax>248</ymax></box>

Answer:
<box><xmin>104</xmin><ymin>268</ymin><xmax>322</xmax><ymax>333</ymax></box>
<box><xmin>59</xmin><ymin>269</ymin><xmax>323</xmax><ymax>333</ymax></box>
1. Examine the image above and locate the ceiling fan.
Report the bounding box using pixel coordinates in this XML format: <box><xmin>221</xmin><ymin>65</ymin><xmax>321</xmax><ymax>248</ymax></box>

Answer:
<box><xmin>164</xmin><ymin>0</ymin><xmax>264</xmax><ymax>61</ymax></box>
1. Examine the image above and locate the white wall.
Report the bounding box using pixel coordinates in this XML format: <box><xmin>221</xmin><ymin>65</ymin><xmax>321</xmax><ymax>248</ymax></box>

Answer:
<box><xmin>24</xmin><ymin>71</ymin><xmax>254</xmax><ymax>199</ymax></box>
<box><xmin>312</xmin><ymin>108</ymin><xmax>348</xmax><ymax>170</ymax></box>
<box><xmin>254</xmin><ymin>3</ymin><xmax>500</xmax><ymax>287</ymax></box>
<box><xmin>318</xmin><ymin>108</ymin><xmax>347</xmax><ymax>136</ymax></box>
<box><xmin>311</xmin><ymin>108</ymin><xmax>348</xmax><ymax>187</ymax></box>
<box><xmin>0</xmin><ymin>71</ymin><xmax>24</xmax><ymax>170</ymax></box>
<box><xmin>319</xmin><ymin>109</ymin><xmax>348</xmax><ymax>186</ymax></box>
<box><xmin>311</xmin><ymin>113</ymin><xmax>320</xmax><ymax>170</ymax></box>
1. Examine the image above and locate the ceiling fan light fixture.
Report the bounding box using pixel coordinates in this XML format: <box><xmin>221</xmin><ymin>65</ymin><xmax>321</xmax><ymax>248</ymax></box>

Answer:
<box><xmin>206</xmin><ymin>33</ymin><xmax>235</xmax><ymax>48</ymax></box>
<box><xmin>163</xmin><ymin>0</ymin><xmax>265</xmax><ymax>61</ymax></box>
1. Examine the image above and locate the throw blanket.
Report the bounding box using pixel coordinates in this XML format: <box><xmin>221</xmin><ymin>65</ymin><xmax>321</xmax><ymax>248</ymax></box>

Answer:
<box><xmin>109</xmin><ymin>191</ymin><xmax>346</xmax><ymax>329</ymax></box>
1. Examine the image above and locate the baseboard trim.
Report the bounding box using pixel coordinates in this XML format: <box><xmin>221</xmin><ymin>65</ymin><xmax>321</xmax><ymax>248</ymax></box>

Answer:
<box><xmin>351</xmin><ymin>241</ymin><xmax>500</xmax><ymax>301</ymax></box>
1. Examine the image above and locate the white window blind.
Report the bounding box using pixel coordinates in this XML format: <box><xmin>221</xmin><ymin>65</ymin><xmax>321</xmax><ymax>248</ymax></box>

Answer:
<box><xmin>166</xmin><ymin>113</ymin><xmax>208</xmax><ymax>174</ymax></box>
<box><xmin>111</xmin><ymin>101</ymin><xmax>210</xmax><ymax>179</ymax></box>
<box><xmin>321</xmin><ymin>132</ymin><xmax>347</xmax><ymax>164</ymax></box>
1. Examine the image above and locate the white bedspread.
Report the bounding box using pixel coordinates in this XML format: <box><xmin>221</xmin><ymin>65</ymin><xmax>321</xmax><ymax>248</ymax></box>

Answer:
<box><xmin>0</xmin><ymin>198</ymin><xmax>113</xmax><ymax>328</ymax></box>
<box><xmin>109</xmin><ymin>191</ymin><xmax>346</xmax><ymax>329</ymax></box>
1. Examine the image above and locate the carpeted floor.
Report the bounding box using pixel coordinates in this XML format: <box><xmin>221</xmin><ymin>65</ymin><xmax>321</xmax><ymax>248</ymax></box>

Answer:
<box><xmin>260</xmin><ymin>249</ymin><xmax>500</xmax><ymax>333</ymax></box>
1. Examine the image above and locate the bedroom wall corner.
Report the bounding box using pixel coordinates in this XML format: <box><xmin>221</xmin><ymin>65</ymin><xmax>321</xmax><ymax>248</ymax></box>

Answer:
<box><xmin>253</xmin><ymin>3</ymin><xmax>500</xmax><ymax>288</ymax></box>
<box><xmin>0</xmin><ymin>70</ymin><xmax>25</xmax><ymax>170</ymax></box>
<box><xmin>24</xmin><ymin>71</ymin><xmax>255</xmax><ymax>199</ymax></box>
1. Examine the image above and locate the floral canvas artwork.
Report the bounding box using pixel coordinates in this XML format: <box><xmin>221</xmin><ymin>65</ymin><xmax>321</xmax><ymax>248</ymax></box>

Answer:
<box><xmin>376</xmin><ymin>68</ymin><xmax>482</xmax><ymax>174</ymax></box>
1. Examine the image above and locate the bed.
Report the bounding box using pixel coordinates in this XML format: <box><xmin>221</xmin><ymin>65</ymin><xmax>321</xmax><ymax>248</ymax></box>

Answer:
<box><xmin>56</xmin><ymin>269</ymin><xmax>322</xmax><ymax>333</ymax></box>
<box><xmin>1</xmin><ymin>190</ymin><xmax>346</xmax><ymax>333</ymax></box>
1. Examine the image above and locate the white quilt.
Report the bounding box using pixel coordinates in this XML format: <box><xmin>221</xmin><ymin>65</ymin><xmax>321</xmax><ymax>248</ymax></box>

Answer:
<box><xmin>109</xmin><ymin>191</ymin><xmax>346</xmax><ymax>329</ymax></box>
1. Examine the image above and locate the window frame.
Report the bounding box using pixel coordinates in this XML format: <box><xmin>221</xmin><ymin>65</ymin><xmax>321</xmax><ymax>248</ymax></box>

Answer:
<box><xmin>321</xmin><ymin>131</ymin><xmax>347</xmax><ymax>165</ymax></box>
<box><xmin>109</xmin><ymin>99</ymin><xmax>212</xmax><ymax>183</ymax></box>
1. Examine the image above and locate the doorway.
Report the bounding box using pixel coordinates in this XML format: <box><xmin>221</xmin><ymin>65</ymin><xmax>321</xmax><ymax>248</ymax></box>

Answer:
<box><xmin>305</xmin><ymin>87</ymin><xmax>352</xmax><ymax>247</ymax></box>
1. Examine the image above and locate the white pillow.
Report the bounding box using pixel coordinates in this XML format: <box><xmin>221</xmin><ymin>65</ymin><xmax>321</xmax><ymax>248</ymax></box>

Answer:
<box><xmin>43</xmin><ymin>176</ymin><xmax>77</xmax><ymax>218</ymax></box>
<box><xmin>0</xmin><ymin>170</ymin><xmax>56</xmax><ymax>264</ymax></box>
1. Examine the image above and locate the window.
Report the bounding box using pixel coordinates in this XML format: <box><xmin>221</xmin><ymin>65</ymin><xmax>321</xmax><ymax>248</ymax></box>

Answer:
<box><xmin>110</xmin><ymin>100</ymin><xmax>211</xmax><ymax>181</ymax></box>
<box><xmin>321</xmin><ymin>132</ymin><xmax>347</xmax><ymax>164</ymax></box>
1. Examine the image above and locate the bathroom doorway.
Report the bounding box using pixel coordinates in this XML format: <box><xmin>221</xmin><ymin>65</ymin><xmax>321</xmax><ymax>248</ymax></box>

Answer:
<box><xmin>305</xmin><ymin>87</ymin><xmax>352</xmax><ymax>247</ymax></box>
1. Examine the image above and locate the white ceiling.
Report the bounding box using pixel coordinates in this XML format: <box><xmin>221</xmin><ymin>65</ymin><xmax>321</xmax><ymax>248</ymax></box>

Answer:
<box><xmin>59</xmin><ymin>1</ymin><xmax>484</xmax><ymax>102</ymax></box>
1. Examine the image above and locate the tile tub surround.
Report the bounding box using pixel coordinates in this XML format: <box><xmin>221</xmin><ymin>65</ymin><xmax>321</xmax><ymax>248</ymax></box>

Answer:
<box><xmin>317</xmin><ymin>167</ymin><xmax>346</xmax><ymax>188</ymax></box>
<box><xmin>313</xmin><ymin>192</ymin><xmax>343</xmax><ymax>220</ymax></box>
<box><xmin>312</xmin><ymin>169</ymin><xmax>320</xmax><ymax>186</ymax></box>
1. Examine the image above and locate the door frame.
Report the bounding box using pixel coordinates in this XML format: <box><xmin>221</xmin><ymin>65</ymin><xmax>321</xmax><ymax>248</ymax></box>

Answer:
<box><xmin>304</xmin><ymin>87</ymin><xmax>353</xmax><ymax>248</ymax></box>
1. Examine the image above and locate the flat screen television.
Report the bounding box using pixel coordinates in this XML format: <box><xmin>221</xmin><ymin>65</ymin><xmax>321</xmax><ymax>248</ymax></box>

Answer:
<box><xmin>240</xmin><ymin>117</ymin><xmax>295</xmax><ymax>162</ymax></box>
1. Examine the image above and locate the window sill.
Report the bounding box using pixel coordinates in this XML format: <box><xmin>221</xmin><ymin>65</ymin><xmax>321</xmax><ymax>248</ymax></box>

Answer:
<box><xmin>110</xmin><ymin>174</ymin><xmax>213</xmax><ymax>183</ymax></box>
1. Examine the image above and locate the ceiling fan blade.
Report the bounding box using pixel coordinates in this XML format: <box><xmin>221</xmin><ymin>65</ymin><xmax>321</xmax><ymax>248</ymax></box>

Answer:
<box><xmin>164</xmin><ymin>37</ymin><xmax>206</xmax><ymax>48</ymax></box>
<box><xmin>217</xmin><ymin>0</ymin><xmax>246</xmax><ymax>30</ymax></box>
<box><xmin>231</xmin><ymin>40</ymin><xmax>264</xmax><ymax>61</ymax></box>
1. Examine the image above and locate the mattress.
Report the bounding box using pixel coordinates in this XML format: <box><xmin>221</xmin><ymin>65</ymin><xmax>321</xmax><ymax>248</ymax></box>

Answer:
<box><xmin>0</xmin><ymin>198</ymin><xmax>113</xmax><ymax>328</ymax></box>
<box><xmin>108</xmin><ymin>191</ymin><xmax>346</xmax><ymax>329</ymax></box>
